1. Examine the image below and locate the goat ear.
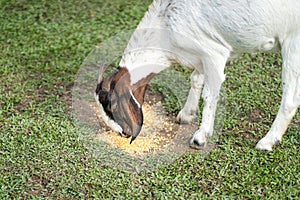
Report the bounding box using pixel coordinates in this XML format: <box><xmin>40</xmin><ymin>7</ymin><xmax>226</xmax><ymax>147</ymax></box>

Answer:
<box><xmin>129</xmin><ymin>100</ymin><xmax>143</xmax><ymax>144</ymax></box>
<box><xmin>112</xmin><ymin>88</ymin><xmax>143</xmax><ymax>143</ymax></box>
<box><xmin>109</xmin><ymin>67</ymin><xmax>144</xmax><ymax>142</ymax></box>
<box><xmin>132</xmin><ymin>73</ymin><xmax>156</xmax><ymax>105</ymax></box>
<box><xmin>132</xmin><ymin>84</ymin><xmax>148</xmax><ymax>105</ymax></box>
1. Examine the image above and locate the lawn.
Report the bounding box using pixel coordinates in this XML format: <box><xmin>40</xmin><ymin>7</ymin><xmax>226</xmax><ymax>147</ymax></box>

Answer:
<box><xmin>0</xmin><ymin>0</ymin><xmax>299</xmax><ymax>199</ymax></box>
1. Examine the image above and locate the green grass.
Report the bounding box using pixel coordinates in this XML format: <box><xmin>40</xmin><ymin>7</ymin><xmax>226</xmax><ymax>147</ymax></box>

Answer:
<box><xmin>1</xmin><ymin>0</ymin><xmax>299</xmax><ymax>199</ymax></box>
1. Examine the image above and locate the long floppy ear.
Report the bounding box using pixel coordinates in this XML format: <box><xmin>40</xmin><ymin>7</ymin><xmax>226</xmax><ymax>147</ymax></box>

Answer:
<box><xmin>132</xmin><ymin>73</ymin><xmax>156</xmax><ymax>105</ymax></box>
<box><xmin>109</xmin><ymin>67</ymin><xmax>144</xmax><ymax>143</ymax></box>
<box><xmin>127</xmin><ymin>96</ymin><xmax>143</xmax><ymax>144</ymax></box>
<box><xmin>112</xmin><ymin>86</ymin><xmax>143</xmax><ymax>143</ymax></box>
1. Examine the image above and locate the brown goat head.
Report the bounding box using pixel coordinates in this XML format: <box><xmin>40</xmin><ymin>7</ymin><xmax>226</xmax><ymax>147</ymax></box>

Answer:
<box><xmin>95</xmin><ymin>65</ymin><xmax>155</xmax><ymax>143</ymax></box>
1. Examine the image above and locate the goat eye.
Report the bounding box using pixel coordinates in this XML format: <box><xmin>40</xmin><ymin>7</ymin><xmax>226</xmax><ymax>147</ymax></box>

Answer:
<box><xmin>97</xmin><ymin>90</ymin><xmax>114</xmax><ymax>120</ymax></box>
<box><xmin>95</xmin><ymin>81</ymin><xmax>103</xmax><ymax>94</ymax></box>
<box><xmin>98</xmin><ymin>90</ymin><xmax>108</xmax><ymax>103</ymax></box>
<box><xmin>104</xmin><ymin>97</ymin><xmax>114</xmax><ymax>119</ymax></box>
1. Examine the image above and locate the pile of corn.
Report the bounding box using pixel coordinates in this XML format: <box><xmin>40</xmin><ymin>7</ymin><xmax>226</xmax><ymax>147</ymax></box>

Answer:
<box><xmin>92</xmin><ymin>101</ymin><xmax>175</xmax><ymax>155</ymax></box>
<box><xmin>97</xmin><ymin>130</ymin><xmax>164</xmax><ymax>155</ymax></box>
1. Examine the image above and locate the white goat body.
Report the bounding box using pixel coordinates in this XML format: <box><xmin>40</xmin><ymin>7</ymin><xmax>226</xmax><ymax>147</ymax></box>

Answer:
<box><xmin>95</xmin><ymin>0</ymin><xmax>300</xmax><ymax>150</ymax></box>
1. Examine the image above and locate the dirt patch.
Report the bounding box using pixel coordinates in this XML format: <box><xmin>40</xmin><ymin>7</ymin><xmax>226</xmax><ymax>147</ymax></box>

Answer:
<box><xmin>73</xmin><ymin>79</ymin><xmax>217</xmax><ymax>171</ymax></box>
<box><xmin>91</xmin><ymin>90</ymin><xmax>213</xmax><ymax>157</ymax></box>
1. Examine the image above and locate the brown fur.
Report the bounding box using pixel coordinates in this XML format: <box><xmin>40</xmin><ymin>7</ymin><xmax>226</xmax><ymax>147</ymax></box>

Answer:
<box><xmin>132</xmin><ymin>73</ymin><xmax>156</xmax><ymax>105</ymax></box>
<box><xmin>96</xmin><ymin>66</ymin><xmax>156</xmax><ymax>143</ymax></box>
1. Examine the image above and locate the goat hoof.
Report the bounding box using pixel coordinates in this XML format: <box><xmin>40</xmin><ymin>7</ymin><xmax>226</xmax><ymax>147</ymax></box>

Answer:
<box><xmin>255</xmin><ymin>137</ymin><xmax>279</xmax><ymax>151</ymax></box>
<box><xmin>189</xmin><ymin>138</ymin><xmax>206</xmax><ymax>149</ymax></box>
<box><xmin>176</xmin><ymin>110</ymin><xmax>196</xmax><ymax>124</ymax></box>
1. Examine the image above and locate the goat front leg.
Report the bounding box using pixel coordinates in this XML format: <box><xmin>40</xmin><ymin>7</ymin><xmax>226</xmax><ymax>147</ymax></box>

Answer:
<box><xmin>190</xmin><ymin>57</ymin><xmax>227</xmax><ymax>149</ymax></box>
<box><xmin>256</xmin><ymin>32</ymin><xmax>300</xmax><ymax>151</ymax></box>
<box><xmin>177</xmin><ymin>70</ymin><xmax>204</xmax><ymax>123</ymax></box>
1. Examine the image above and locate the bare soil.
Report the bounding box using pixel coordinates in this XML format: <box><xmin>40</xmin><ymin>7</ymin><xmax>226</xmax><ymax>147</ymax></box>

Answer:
<box><xmin>90</xmin><ymin>90</ymin><xmax>215</xmax><ymax>156</ymax></box>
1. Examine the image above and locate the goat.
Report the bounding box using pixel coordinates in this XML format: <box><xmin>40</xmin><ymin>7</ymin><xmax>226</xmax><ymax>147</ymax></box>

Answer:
<box><xmin>95</xmin><ymin>0</ymin><xmax>300</xmax><ymax>151</ymax></box>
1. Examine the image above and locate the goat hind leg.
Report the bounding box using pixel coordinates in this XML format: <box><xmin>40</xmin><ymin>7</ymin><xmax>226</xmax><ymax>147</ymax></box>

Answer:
<box><xmin>256</xmin><ymin>32</ymin><xmax>300</xmax><ymax>151</ymax></box>
<box><xmin>177</xmin><ymin>70</ymin><xmax>204</xmax><ymax>123</ymax></box>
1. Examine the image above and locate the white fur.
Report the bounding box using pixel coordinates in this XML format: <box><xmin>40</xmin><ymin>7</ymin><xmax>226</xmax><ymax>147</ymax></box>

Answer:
<box><xmin>130</xmin><ymin>91</ymin><xmax>141</xmax><ymax>108</ymax></box>
<box><xmin>119</xmin><ymin>0</ymin><xmax>300</xmax><ymax>150</ymax></box>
